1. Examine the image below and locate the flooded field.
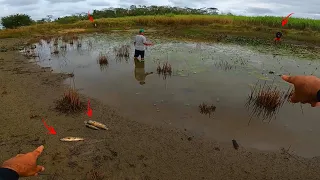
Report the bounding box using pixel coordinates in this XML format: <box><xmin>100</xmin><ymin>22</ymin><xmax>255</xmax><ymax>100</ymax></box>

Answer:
<box><xmin>24</xmin><ymin>33</ymin><xmax>320</xmax><ymax>158</ymax></box>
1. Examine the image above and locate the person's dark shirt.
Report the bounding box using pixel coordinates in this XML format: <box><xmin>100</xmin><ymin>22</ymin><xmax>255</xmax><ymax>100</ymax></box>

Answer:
<box><xmin>0</xmin><ymin>168</ymin><xmax>19</xmax><ymax>180</ymax></box>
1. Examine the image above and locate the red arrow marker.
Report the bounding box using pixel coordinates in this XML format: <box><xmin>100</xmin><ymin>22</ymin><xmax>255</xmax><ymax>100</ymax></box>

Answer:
<box><xmin>42</xmin><ymin>119</ymin><xmax>56</xmax><ymax>135</ymax></box>
<box><xmin>87</xmin><ymin>99</ymin><xmax>92</xmax><ymax>118</ymax></box>
<box><xmin>88</xmin><ymin>11</ymin><xmax>94</xmax><ymax>22</ymax></box>
<box><xmin>282</xmin><ymin>13</ymin><xmax>294</xmax><ymax>26</ymax></box>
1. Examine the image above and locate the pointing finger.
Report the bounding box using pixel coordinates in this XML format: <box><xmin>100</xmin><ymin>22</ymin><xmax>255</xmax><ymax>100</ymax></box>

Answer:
<box><xmin>32</xmin><ymin>145</ymin><xmax>44</xmax><ymax>158</ymax></box>
<box><xmin>36</xmin><ymin>165</ymin><xmax>45</xmax><ymax>173</ymax></box>
<box><xmin>281</xmin><ymin>75</ymin><xmax>295</xmax><ymax>84</ymax></box>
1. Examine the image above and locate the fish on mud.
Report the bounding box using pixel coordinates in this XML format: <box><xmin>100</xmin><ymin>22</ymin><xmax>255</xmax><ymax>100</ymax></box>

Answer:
<box><xmin>60</xmin><ymin>137</ymin><xmax>84</xmax><ymax>142</ymax></box>
<box><xmin>84</xmin><ymin>122</ymin><xmax>99</xmax><ymax>130</ymax></box>
<box><xmin>85</xmin><ymin>120</ymin><xmax>108</xmax><ymax>130</ymax></box>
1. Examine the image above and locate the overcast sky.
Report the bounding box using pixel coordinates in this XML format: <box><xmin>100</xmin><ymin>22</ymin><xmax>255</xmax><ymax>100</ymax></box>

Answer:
<box><xmin>0</xmin><ymin>0</ymin><xmax>319</xmax><ymax>20</ymax></box>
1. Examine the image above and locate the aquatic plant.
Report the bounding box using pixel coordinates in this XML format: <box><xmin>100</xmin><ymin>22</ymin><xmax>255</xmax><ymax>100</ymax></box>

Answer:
<box><xmin>52</xmin><ymin>46</ymin><xmax>59</xmax><ymax>54</ymax></box>
<box><xmin>53</xmin><ymin>38</ymin><xmax>58</xmax><ymax>46</ymax></box>
<box><xmin>97</xmin><ymin>52</ymin><xmax>108</xmax><ymax>65</ymax></box>
<box><xmin>156</xmin><ymin>61</ymin><xmax>172</xmax><ymax>79</ymax></box>
<box><xmin>55</xmin><ymin>88</ymin><xmax>85</xmax><ymax>114</ymax></box>
<box><xmin>214</xmin><ymin>60</ymin><xmax>234</xmax><ymax>71</ymax></box>
<box><xmin>199</xmin><ymin>102</ymin><xmax>216</xmax><ymax>117</ymax></box>
<box><xmin>114</xmin><ymin>44</ymin><xmax>130</xmax><ymax>57</ymax></box>
<box><xmin>246</xmin><ymin>81</ymin><xmax>293</xmax><ymax>124</ymax></box>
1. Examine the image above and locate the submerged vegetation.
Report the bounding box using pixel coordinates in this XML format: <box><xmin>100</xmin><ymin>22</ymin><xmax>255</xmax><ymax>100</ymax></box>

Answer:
<box><xmin>246</xmin><ymin>81</ymin><xmax>293</xmax><ymax>124</ymax></box>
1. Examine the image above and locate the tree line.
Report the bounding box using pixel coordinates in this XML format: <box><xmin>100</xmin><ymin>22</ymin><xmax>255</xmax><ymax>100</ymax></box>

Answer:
<box><xmin>0</xmin><ymin>5</ymin><xmax>219</xmax><ymax>29</ymax></box>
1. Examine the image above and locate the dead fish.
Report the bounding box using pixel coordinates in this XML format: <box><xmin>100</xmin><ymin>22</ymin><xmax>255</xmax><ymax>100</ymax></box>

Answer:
<box><xmin>86</xmin><ymin>120</ymin><xmax>108</xmax><ymax>130</ymax></box>
<box><xmin>232</xmin><ymin>139</ymin><xmax>239</xmax><ymax>150</ymax></box>
<box><xmin>85</xmin><ymin>123</ymin><xmax>99</xmax><ymax>130</ymax></box>
<box><xmin>60</xmin><ymin>137</ymin><xmax>84</xmax><ymax>142</ymax></box>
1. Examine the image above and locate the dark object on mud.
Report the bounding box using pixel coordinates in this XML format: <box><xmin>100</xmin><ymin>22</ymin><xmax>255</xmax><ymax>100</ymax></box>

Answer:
<box><xmin>188</xmin><ymin>137</ymin><xmax>192</xmax><ymax>141</ymax></box>
<box><xmin>114</xmin><ymin>45</ymin><xmax>130</xmax><ymax>57</ymax></box>
<box><xmin>0</xmin><ymin>47</ymin><xmax>8</xmax><ymax>52</ymax></box>
<box><xmin>55</xmin><ymin>88</ymin><xmax>85</xmax><ymax>114</ymax></box>
<box><xmin>214</xmin><ymin>147</ymin><xmax>220</xmax><ymax>151</ymax></box>
<box><xmin>199</xmin><ymin>102</ymin><xmax>216</xmax><ymax>117</ymax></box>
<box><xmin>156</xmin><ymin>62</ymin><xmax>172</xmax><ymax>79</ymax></box>
<box><xmin>232</xmin><ymin>139</ymin><xmax>239</xmax><ymax>150</ymax></box>
<box><xmin>86</xmin><ymin>169</ymin><xmax>104</xmax><ymax>180</ymax></box>
<box><xmin>246</xmin><ymin>81</ymin><xmax>293</xmax><ymax>123</ymax></box>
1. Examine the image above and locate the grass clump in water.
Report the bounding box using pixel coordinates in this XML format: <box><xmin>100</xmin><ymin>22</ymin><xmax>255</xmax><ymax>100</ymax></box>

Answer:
<box><xmin>114</xmin><ymin>44</ymin><xmax>130</xmax><ymax>57</ymax></box>
<box><xmin>246</xmin><ymin>81</ymin><xmax>293</xmax><ymax>124</ymax></box>
<box><xmin>55</xmin><ymin>88</ymin><xmax>85</xmax><ymax>114</ymax></box>
<box><xmin>214</xmin><ymin>60</ymin><xmax>234</xmax><ymax>70</ymax></box>
<box><xmin>97</xmin><ymin>52</ymin><xmax>108</xmax><ymax>65</ymax></box>
<box><xmin>199</xmin><ymin>102</ymin><xmax>216</xmax><ymax>117</ymax></box>
<box><xmin>156</xmin><ymin>61</ymin><xmax>172</xmax><ymax>79</ymax></box>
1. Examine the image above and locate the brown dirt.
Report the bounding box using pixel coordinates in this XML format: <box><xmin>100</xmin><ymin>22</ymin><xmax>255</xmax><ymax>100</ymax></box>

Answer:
<box><xmin>1</xmin><ymin>38</ymin><xmax>320</xmax><ymax>180</ymax></box>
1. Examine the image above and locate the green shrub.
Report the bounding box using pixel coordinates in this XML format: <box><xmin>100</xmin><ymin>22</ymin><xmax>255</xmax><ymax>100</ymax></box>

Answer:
<box><xmin>1</xmin><ymin>14</ymin><xmax>33</xmax><ymax>29</ymax></box>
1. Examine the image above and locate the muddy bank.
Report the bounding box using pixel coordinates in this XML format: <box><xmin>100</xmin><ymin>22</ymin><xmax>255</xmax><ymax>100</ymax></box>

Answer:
<box><xmin>1</xmin><ymin>39</ymin><xmax>320</xmax><ymax>179</ymax></box>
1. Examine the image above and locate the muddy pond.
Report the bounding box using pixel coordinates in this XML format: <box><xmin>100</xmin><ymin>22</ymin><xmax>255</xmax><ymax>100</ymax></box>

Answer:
<box><xmin>25</xmin><ymin>33</ymin><xmax>320</xmax><ymax>158</ymax></box>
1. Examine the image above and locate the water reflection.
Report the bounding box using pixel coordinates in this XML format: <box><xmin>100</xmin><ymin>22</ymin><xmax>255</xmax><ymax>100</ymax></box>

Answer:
<box><xmin>134</xmin><ymin>58</ymin><xmax>153</xmax><ymax>85</ymax></box>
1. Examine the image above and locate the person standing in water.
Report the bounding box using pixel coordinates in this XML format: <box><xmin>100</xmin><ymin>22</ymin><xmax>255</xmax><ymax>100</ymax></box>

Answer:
<box><xmin>134</xmin><ymin>58</ymin><xmax>153</xmax><ymax>85</ymax></box>
<box><xmin>134</xmin><ymin>29</ymin><xmax>153</xmax><ymax>61</ymax></box>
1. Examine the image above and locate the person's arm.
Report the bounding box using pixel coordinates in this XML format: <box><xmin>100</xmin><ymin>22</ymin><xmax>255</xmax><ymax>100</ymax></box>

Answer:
<box><xmin>0</xmin><ymin>168</ymin><xmax>19</xmax><ymax>180</ymax></box>
<box><xmin>143</xmin><ymin>36</ymin><xmax>152</xmax><ymax>46</ymax></box>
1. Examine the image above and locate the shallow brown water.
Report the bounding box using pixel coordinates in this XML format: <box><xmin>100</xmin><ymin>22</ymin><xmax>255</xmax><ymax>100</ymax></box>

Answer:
<box><xmin>28</xmin><ymin>33</ymin><xmax>320</xmax><ymax>158</ymax></box>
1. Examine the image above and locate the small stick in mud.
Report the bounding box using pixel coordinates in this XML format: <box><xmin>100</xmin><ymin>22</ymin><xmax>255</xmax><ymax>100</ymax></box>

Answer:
<box><xmin>86</xmin><ymin>169</ymin><xmax>104</xmax><ymax>180</ymax></box>
<box><xmin>232</xmin><ymin>139</ymin><xmax>239</xmax><ymax>150</ymax></box>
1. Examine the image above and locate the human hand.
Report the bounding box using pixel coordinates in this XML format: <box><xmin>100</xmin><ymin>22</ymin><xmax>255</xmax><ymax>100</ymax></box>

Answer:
<box><xmin>282</xmin><ymin>75</ymin><xmax>320</xmax><ymax>107</ymax></box>
<box><xmin>1</xmin><ymin>145</ymin><xmax>45</xmax><ymax>177</ymax></box>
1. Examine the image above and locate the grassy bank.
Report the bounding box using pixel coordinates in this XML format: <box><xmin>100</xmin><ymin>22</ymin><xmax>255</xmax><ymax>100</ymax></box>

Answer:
<box><xmin>1</xmin><ymin>15</ymin><xmax>319</xmax><ymax>37</ymax></box>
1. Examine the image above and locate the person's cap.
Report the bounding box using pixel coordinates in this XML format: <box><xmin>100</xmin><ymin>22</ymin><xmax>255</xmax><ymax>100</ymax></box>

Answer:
<box><xmin>139</xmin><ymin>29</ymin><xmax>144</xmax><ymax>33</ymax></box>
